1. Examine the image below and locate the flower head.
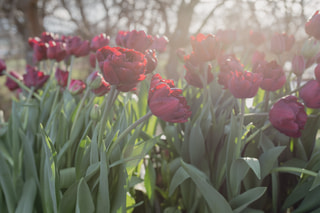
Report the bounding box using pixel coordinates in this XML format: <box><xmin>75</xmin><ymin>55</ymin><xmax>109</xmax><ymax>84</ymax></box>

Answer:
<box><xmin>55</xmin><ymin>68</ymin><xmax>69</xmax><ymax>87</ymax></box>
<box><xmin>228</xmin><ymin>70</ymin><xmax>262</xmax><ymax>99</ymax></box>
<box><xmin>150</xmin><ymin>35</ymin><xmax>169</xmax><ymax>53</ymax></box>
<box><xmin>0</xmin><ymin>59</ymin><xmax>6</xmax><ymax>76</ymax></box>
<box><xmin>23</xmin><ymin>65</ymin><xmax>49</xmax><ymax>90</ymax></box>
<box><xmin>291</xmin><ymin>55</ymin><xmax>305</xmax><ymax>77</ymax></box>
<box><xmin>90</xmin><ymin>33</ymin><xmax>110</xmax><ymax>52</ymax></box>
<box><xmin>68</xmin><ymin>79</ymin><xmax>86</xmax><ymax>95</ymax></box>
<box><xmin>116</xmin><ymin>30</ymin><xmax>153</xmax><ymax>53</ymax></box>
<box><xmin>145</xmin><ymin>49</ymin><xmax>158</xmax><ymax>74</ymax></box>
<box><xmin>66</xmin><ymin>36</ymin><xmax>90</xmax><ymax>57</ymax></box>
<box><xmin>305</xmin><ymin>10</ymin><xmax>320</xmax><ymax>40</ymax></box>
<box><xmin>148</xmin><ymin>74</ymin><xmax>191</xmax><ymax>123</ymax></box>
<box><xmin>91</xmin><ymin>79</ymin><xmax>110</xmax><ymax>97</ymax></box>
<box><xmin>269</xmin><ymin>96</ymin><xmax>307</xmax><ymax>138</ymax></box>
<box><xmin>190</xmin><ymin>33</ymin><xmax>219</xmax><ymax>62</ymax></box>
<box><xmin>47</xmin><ymin>41</ymin><xmax>67</xmax><ymax>62</ymax></box>
<box><xmin>5</xmin><ymin>71</ymin><xmax>22</xmax><ymax>91</ymax></box>
<box><xmin>96</xmin><ymin>46</ymin><xmax>147</xmax><ymax>92</ymax></box>
<box><xmin>249</xmin><ymin>30</ymin><xmax>265</xmax><ymax>46</ymax></box>
<box><xmin>299</xmin><ymin>80</ymin><xmax>320</xmax><ymax>109</ymax></box>
<box><xmin>270</xmin><ymin>32</ymin><xmax>295</xmax><ymax>54</ymax></box>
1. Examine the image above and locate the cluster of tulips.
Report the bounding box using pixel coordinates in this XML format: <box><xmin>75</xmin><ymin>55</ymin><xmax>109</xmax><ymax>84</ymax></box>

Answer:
<box><xmin>1</xmin><ymin>9</ymin><xmax>320</xmax><ymax>213</ymax></box>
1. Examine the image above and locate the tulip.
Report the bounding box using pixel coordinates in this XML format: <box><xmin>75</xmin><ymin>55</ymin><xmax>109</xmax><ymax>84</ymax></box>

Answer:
<box><xmin>86</xmin><ymin>71</ymin><xmax>103</xmax><ymax>89</ymax></box>
<box><xmin>90</xmin><ymin>104</ymin><xmax>101</xmax><ymax>121</ymax></box>
<box><xmin>249</xmin><ymin>30</ymin><xmax>265</xmax><ymax>46</ymax></box>
<box><xmin>40</xmin><ymin>32</ymin><xmax>58</xmax><ymax>42</ymax></box>
<box><xmin>216</xmin><ymin>29</ymin><xmax>236</xmax><ymax>46</ymax></box>
<box><xmin>301</xmin><ymin>38</ymin><xmax>320</xmax><ymax>59</ymax></box>
<box><xmin>5</xmin><ymin>71</ymin><xmax>22</xmax><ymax>91</ymax></box>
<box><xmin>55</xmin><ymin>68</ymin><xmax>69</xmax><ymax>87</ymax></box>
<box><xmin>305</xmin><ymin>10</ymin><xmax>320</xmax><ymax>40</ymax></box>
<box><xmin>89</xmin><ymin>53</ymin><xmax>96</xmax><ymax>68</ymax></box>
<box><xmin>190</xmin><ymin>33</ymin><xmax>220</xmax><ymax>62</ymax></box>
<box><xmin>228</xmin><ymin>70</ymin><xmax>262</xmax><ymax>99</ymax></box>
<box><xmin>299</xmin><ymin>80</ymin><xmax>320</xmax><ymax>108</ymax></box>
<box><xmin>91</xmin><ymin>79</ymin><xmax>110</xmax><ymax>97</ymax></box>
<box><xmin>269</xmin><ymin>96</ymin><xmax>307</xmax><ymax>138</ymax></box>
<box><xmin>23</xmin><ymin>65</ymin><xmax>49</xmax><ymax>90</ymax></box>
<box><xmin>145</xmin><ymin>49</ymin><xmax>158</xmax><ymax>74</ymax></box>
<box><xmin>150</xmin><ymin>35</ymin><xmax>169</xmax><ymax>53</ymax></box>
<box><xmin>96</xmin><ymin>46</ymin><xmax>147</xmax><ymax>92</ymax></box>
<box><xmin>251</xmin><ymin>51</ymin><xmax>265</xmax><ymax>72</ymax></box>
<box><xmin>68</xmin><ymin>79</ymin><xmax>86</xmax><ymax>95</ymax></box>
<box><xmin>90</xmin><ymin>33</ymin><xmax>110</xmax><ymax>52</ymax></box>
<box><xmin>270</xmin><ymin>33</ymin><xmax>295</xmax><ymax>54</ymax></box>
<box><xmin>148</xmin><ymin>74</ymin><xmax>191</xmax><ymax>123</ymax></box>
<box><xmin>116</xmin><ymin>30</ymin><xmax>153</xmax><ymax>53</ymax></box>
<box><xmin>29</xmin><ymin>38</ymin><xmax>48</xmax><ymax>63</ymax></box>
<box><xmin>47</xmin><ymin>41</ymin><xmax>67</xmax><ymax>62</ymax></box>
<box><xmin>255</xmin><ymin>60</ymin><xmax>286</xmax><ymax>91</ymax></box>
<box><xmin>291</xmin><ymin>55</ymin><xmax>305</xmax><ymax>77</ymax></box>
<box><xmin>66</xmin><ymin>36</ymin><xmax>90</xmax><ymax>57</ymax></box>
<box><xmin>0</xmin><ymin>59</ymin><xmax>6</xmax><ymax>76</ymax></box>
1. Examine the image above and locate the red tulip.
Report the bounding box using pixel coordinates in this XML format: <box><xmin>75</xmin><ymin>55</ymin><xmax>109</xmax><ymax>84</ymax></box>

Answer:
<box><xmin>91</xmin><ymin>79</ymin><xmax>110</xmax><ymax>97</ymax></box>
<box><xmin>89</xmin><ymin>53</ymin><xmax>96</xmax><ymax>68</ymax></box>
<box><xmin>249</xmin><ymin>30</ymin><xmax>265</xmax><ymax>46</ymax></box>
<box><xmin>116</xmin><ymin>30</ymin><xmax>153</xmax><ymax>53</ymax></box>
<box><xmin>228</xmin><ymin>70</ymin><xmax>262</xmax><ymax>99</ymax></box>
<box><xmin>216</xmin><ymin>29</ymin><xmax>236</xmax><ymax>46</ymax></box>
<box><xmin>145</xmin><ymin>49</ymin><xmax>158</xmax><ymax>74</ymax></box>
<box><xmin>0</xmin><ymin>59</ymin><xmax>6</xmax><ymax>76</ymax></box>
<box><xmin>29</xmin><ymin>37</ymin><xmax>48</xmax><ymax>63</ymax></box>
<box><xmin>315</xmin><ymin>63</ymin><xmax>320</xmax><ymax>81</ymax></box>
<box><xmin>299</xmin><ymin>80</ymin><xmax>320</xmax><ymax>108</ymax></box>
<box><xmin>96</xmin><ymin>46</ymin><xmax>147</xmax><ymax>92</ymax></box>
<box><xmin>218</xmin><ymin>54</ymin><xmax>244</xmax><ymax>89</ymax></box>
<box><xmin>291</xmin><ymin>55</ymin><xmax>305</xmax><ymax>77</ymax></box>
<box><xmin>66</xmin><ymin>36</ymin><xmax>90</xmax><ymax>57</ymax></box>
<box><xmin>86</xmin><ymin>71</ymin><xmax>103</xmax><ymax>89</ymax></box>
<box><xmin>148</xmin><ymin>74</ymin><xmax>191</xmax><ymax>123</ymax></box>
<box><xmin>55</xmin><ymin>68</ymin><xmax>69</xmax><ymax>87</ymax></box>
<box><xmin>190</xmin><ymin>33</ymin><xmax>220</xmax><ymax>62</ymax></box>
<box><xmin>269</xmin><ymin>96</ymin><xmax>307</xmax><ymax>138</ymax></box>
<box><xmin>5</xmin><ymin>71</ymin><xmax>22</xmax><ymax>91</ymax></box>
<box><xmin>90</xmin><ymin>33</ymin><xmax>110</xmax><ymax>52</ymax></box>
<box><xmin>47</xmin><ymin>41</ymin><xmax>67</xmax><ymax>62</ymax></box>
<box><xmin>270</xmin><ymin>33</ymin><xmax>295</xmax><ymax>54</ymax></box>
<box><xmin>23</xmin><ymin>65</ymin><xmax>49</xmax><ymax>90</ymax></box>
<box><xmin>150</xmin><ymin>35</ymin><xmax>169</xmax><ymax>53</ymax></box>
<box><xmin>255</xmin><ymin>60</ymin><xmax>286</xmax><ymax>91</ymax></box>
<box><xmin>305</xmin><ymin>10</ymin><xmax>320</xmax><ymax>40</ymax></box>
<box><xmin>68</xmin><ymin>79</ymin><xmax>86</xmax><ymax>95</ymax></box>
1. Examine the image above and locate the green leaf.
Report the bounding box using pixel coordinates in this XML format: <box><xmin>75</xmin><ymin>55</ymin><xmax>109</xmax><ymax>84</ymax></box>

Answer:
<box><xmin>188</xmin><ymin>123</ymin><xmax>205</xmax><ymax>166</ymax></box>
<box><xmin>181</xmin><ymin>160</ymin><xmax>233</xmax><ymax>213</ymax></box>
<box><xmin>259</xmin><ymin>146</ymin><xmax>286</xmax><ymax>179</ymax></box>
<box><xmin>76</xmin><ymin>178</ymin><xmax>95</xmax><ymax>213</ymax></box>
<box><xmin>292</xmin><ymin>186</ymin><xmax>320</xmax><ymax>213</ymax></box>
<box><xmin>229</xmin><ymin>187</ymin><xmax>266</xmax><ymax>213</ymax></box>
<box><xmin>169</xmin><ymin>166</ymin><xmax>189</xmax><ymax>196</ymax></box>
<box><xmin>145</xmin><ymin>160</ymin><xmax>156</xmax><ymax>204</ymax></box>
<box><xmin>15</xmin><ymin>178</ymin><xmax>37</xmax><ymax>213</ymax></box>
<box><xmin>310</xmin><ymin>171</ymin><xmax>320</xmax><ymax>191</ymax></box>
<box><xmin>282</xmin><ymin>181</ymin><xmax>312</xmax><ymax>211</ymax></box>
<box><xmin>96</xmin><ymin>148</ymin><xmax>110</xmax><ymax>213</ymax></box>
<box><xmin>59</xmin><ymin>182</ymin><xmax>77</xmax><ymax>212</ymax></box>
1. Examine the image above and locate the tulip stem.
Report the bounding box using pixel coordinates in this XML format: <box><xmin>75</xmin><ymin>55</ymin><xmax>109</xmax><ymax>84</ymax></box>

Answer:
<box><xmin>271</xmin><ymin>166</ymin><xmax>317</xmax><ymax>177</ymax></box>
<box><xmin>70</xmin><ymin>88</ymin><xmax>90</xmax><ymax>134</ymax></box>
<box><xmin>263</xmin><ymin>91</ymin><xmax>270</xmax><ymax>112</ymax></box>
<box><xmin>239</xmin><ymin>98</ymin><xmax>245</xmax><ymax>139</ymax></box>
<box><xmin>108</xmin><ymin>110</ymin><xmax>153</xmax><ymax>154</ymax></box>
<box><xmin>4</xmin><ymin>71</ymin><xmax>41</xmax><ymax>100</ymax></box>
<box><xmin>98</xmin><ymin>85</ymin><xmax>117</xmax><ymax>147</ymax></box>
<box><xmin>66</xmin><ymin>55</ymin><xmax>75</xmax><ymax>89</ymax></box>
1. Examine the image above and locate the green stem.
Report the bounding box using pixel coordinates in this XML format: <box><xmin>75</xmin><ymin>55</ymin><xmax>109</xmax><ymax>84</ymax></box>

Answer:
<box><xmin>245</xmin><ymin>122</ymin><xmax>271</xmax><ymax>144</ymax></box>
<box><xmin>263</xmin><ymin>91</ymin><xmax>270</xmax><ymax>112</ymax></box>
<box><xmin>70</xmin><ymin>88</ymin><xmax>90</xmax><ymax>133</ymax></box>
<box><xmin>239</xmin><ymin>98</ymin><xmax>245</xmax><ymax>140</ymax></box>
<box><xmin>22</xmin><ymin>87</ymin><xmax>35</xmax><ymax>130</ymax></box>
<box><xmin>67</xmin><ymin>55</ymin><xmax>75</xmax><ymax>89</ymax></box>
<box><xmin>272</xmin><ymin>166</ymin><xmax>317</xmax><ymax>177</ymax></box>
<box><xmin>4</xmin><ymin>71</ymin><xmax>41</xmax><ymax>100</ymax></box>
<box><xmin>98</xmin><ymin>85</ymin><xmax>117</xmax><ymax>147</ymax></box>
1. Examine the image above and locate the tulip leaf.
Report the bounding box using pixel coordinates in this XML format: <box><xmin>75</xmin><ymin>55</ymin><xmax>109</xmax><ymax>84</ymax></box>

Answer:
<box><xmin>259</xmin><ymin>146</ymin><xmax>286</xmax><ymax>179</ymax></box>
<box><xmin>230</xmin><ymin>187</ymin><xmax>266</xmax><ymax>213</ymax></box>
<box><xmin>310</xmin><ymin>171</ymin><xmax>320</xmax><ymax>191</ymax></box>
<box><xmin>169</xmin><ymin>166</ymin><xmax>190</xmax><ymax>196</ymax></box>
<box><xmin>292</xmin><ymin>185</ymin><xmax>320</xmax><ymax>213</ymax></box>
<box><xmin>96</xmin><ymin>148</ymin><xmax>110</xmax><ymax>213</ymax></box>
<box><xmin>181</xmin><ymin>160</ymin><xmax>233</xmax><ymax>213</ymax></box>
<box><xmin>145</xmin><ymin>159</ymin><xmax>156</xmax><ymax>204</ymax></box>
<box><xmin>59</xmin><ymin>182</ymin><xmax>78</xmax><ymax>212</ymax></box>
<box><xmin>188</xmin><ymin>123</ymin><xmax>205</xmax><ymax>167</ymax></box>
<box><xmin>15</xmin><ymin>178</ymin><xmax>37</xmax><ymax>213</ymax></box>
<box><xmin>76</xmin><ymin>178</ymin><xmax>95</xmax><ymax>213</ymax></box>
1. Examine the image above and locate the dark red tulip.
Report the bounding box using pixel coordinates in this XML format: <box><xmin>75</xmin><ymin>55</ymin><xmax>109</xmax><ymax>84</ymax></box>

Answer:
<box><xmin>116</xmin><ymin>30</ymin><xmax>153</xmax><ymax>53</ymax></box>
<box><xmin>184</xmin><ymin>53</ymin><xmax>214</xmax><ymax>88</ymax></box>
<box><xmin>96</xmin><ymin>46</ymin><xmax>147</xmax><ymax>92</ymax></box>
<box><xmin>249</xmin><ymin>30</ymin><xmax>265</xmax><ymax>46</ymax></box>
<box><xmin>269</xmin><ymin>95</ymin><xmax>307</xmax><ymax>138</ymax></box>
<box><xmin>251</xmin><ymin>51</ymin><xmax>266</xmax><ymax>72</ymax></box>
<box><xmin>29</xmin><ymin>38</ymin><xmax>48</xmax><ymax>63</ymax></box>
<box><xmin>270</xmin><ymin>33</ymin><xmax>295</xmax><ymax>54</ymax></box>
<box><xmin>68</xmin><ymin>79</ymin><xmax>86</xmax><ymax>95</ymax></box>
<box><xmin>145</xmin><ymin>49</ymin><xmax>158</xmax><ymax>74</ymax></box>
<box><xmin>0</xmin><ymin>59</ymin><xmax>6</xmax><ymax>76</ymax></box>
<box><xmin>66</xmin><ymin>36</ymin><xmax>90</xmax><ymax>57</ymax></box>
<box><xmin>217</xmin><ymin>54</ymin><xmax>244</xmax><ymax>89</ymax></box>
<box><xmin>5</xmin><ymin>71</ymin><xmax>22</xmax><ymax>91</ymax></box>
<box><xmin>148</xmin><ymin>74</ymin><xmax>191</xmax><ymax>123</ymax></box>
<box><xmin>216</xmin><ymin>29</ymin><xmax>236</xmax><ymax>46</ymax></box>
<box><xmin>89</xmin><ymin>53</ymin><xmax>96</xmax><ymax>68</ymax></box>
<box><xmin>23</xmin><ymin>65</ymin><xmax>49</xmax><ymax>90</ymax></box>
<box><xmin>255</xmin><ymin>60</ymin><xmax>286</xmax><ymax>91</ymax></box>
<box><xmin>91</xmin><ymin>79</ymin><xmax>110</xmax><ymax>96</ymax></box>
<box><xmin>150</xmin><ymin>35</ymin><xmax>169</xmax><ymax>53</ymax></box>
<box><xmin>291</xmin><ymin>55</ymin><xmax>305</xmax><ymax>77</ymax></box>
<box><xmin>299</xmin><ymin>80</ymin><xmax>320</xmax><ymax>108</ymax></box>
<box><xmin>190</xmin><ymin>33</ymin><xmax>219</xmax><ymax>62</ymax></box>
<box><xmin>90</xmin><ymin>33</ymin><xmax>110</xmax><ymax>52</ymax></box>
<box><xmin>55</xmin><ymin>68</ymin><xmax>69</xmax><ymax>87</ymax></box>
<box><xmin>228</xmin><ymin>70</ymin><xmax>262</xmax><ymax>99</ymax></box>
<box><xmin>41</xmin><ymin>32</ymin><xmax>58</xmax><ymax>42</ymax></box>
<box><xmin>47</xmin><ymin>41</ymin><xmax>67</xmax><ymax>62</ymax></box>
<box><xmin>305</xmin><ymin>10</ymin><xmax>320</xmax><ymax>40</ymax></box>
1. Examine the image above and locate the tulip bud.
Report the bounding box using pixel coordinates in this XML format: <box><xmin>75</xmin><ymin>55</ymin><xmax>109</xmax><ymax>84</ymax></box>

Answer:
<box><xmin>299</xmin><ymin>80</ymin><xmax>320</xmax><ymax>108</ymax></box>
<box><xmin>5</xmin><ymin>71</ymin><xmax>22</xmax><ymax>91</ymax></box>
<box><xmin>0</xmin><ymin>59</ymin><xmax>6</xmax><ymax>76</ymax></box>
<box><xmin>315</xmin><ymin>64</ymin><xmax>320</xmax><ymax>82</ymax></box>
<box><xmin>301</xmin><ymin>38</ymin><xmax>320</xmax><ymax>59</ymax></box>
<box><xmin>291</xmin><ymin>55</ymin><xmax>305</xmax><ymax>76</ymax></box>
<box><xmin>68</xmin><ymin>79</ymin><xmax>86</xmax><ymax>95</ymax></box>
<box><xmin>86</xmin><ymin>71</ymin><xmax>103</xmax><ymax>89</ymax></box>
<box><xmin>90</xmin><ymin>104</ymin><xmax>101</xmax><ymax>121</ymax></box>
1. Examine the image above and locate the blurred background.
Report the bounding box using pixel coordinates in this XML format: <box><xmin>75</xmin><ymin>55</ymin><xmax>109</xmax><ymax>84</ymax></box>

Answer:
<box><xmin>0</xmin><ymin>0</ymin><xmax>319</xmax><ymax>118</ymax></box>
